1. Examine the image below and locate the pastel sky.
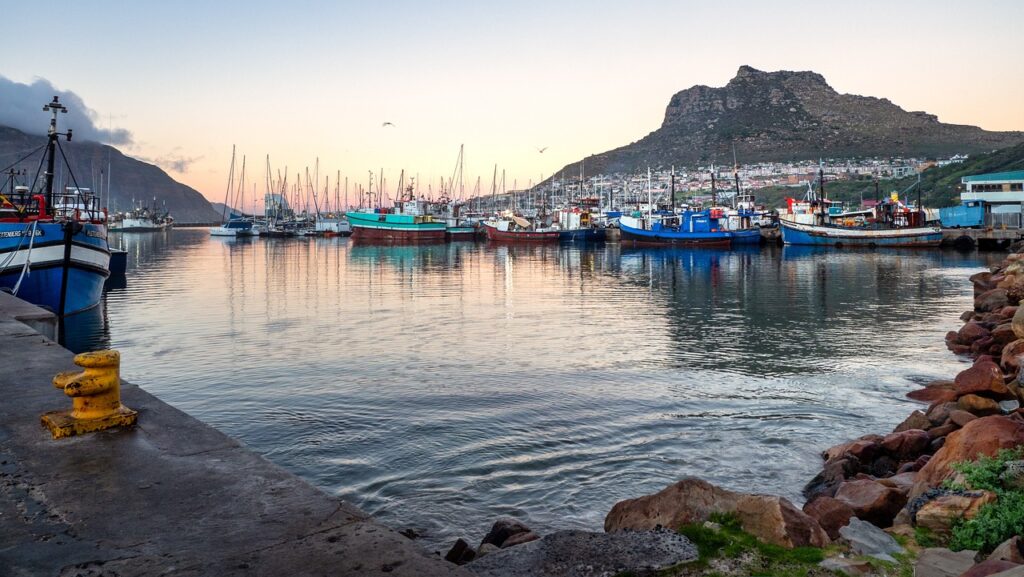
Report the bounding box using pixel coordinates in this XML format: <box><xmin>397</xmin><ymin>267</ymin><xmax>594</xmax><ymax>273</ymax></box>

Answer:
<box><xmin>3</xmin><ymin>0</ymin><xmax>1022</xmax><ymax>207</ymax></box>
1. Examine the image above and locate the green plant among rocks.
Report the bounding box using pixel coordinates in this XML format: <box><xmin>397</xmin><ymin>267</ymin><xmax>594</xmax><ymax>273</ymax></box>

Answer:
<box><xmin>947</xmin><ymin>447</ymin><xmax>1024</xmax><ymax>553</ymax></box>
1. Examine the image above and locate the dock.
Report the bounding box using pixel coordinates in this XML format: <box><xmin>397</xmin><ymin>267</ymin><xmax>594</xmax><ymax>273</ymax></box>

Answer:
<box><xmin>941</xmin><ymin>227</ymin><xmax>1024</xmax><ymax>249</ymax></box>
<box><xmin>0</xmin><ymin>293</ymin><xmax>467</xmax><ymax>577</ymax></box>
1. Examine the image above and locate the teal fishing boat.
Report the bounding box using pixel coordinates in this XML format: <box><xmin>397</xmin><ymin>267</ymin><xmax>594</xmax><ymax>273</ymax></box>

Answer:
<box><xmin>345</xmin><ymin>204</ymin><xmax>446</xmax><ymax>243</ymax></box>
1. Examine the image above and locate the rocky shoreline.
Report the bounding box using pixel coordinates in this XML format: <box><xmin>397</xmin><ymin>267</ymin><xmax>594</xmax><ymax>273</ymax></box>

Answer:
<box><xmin>434</xmin><ymin>253</ymin><xmax>1024</xmax><ymax>577</ymax></box>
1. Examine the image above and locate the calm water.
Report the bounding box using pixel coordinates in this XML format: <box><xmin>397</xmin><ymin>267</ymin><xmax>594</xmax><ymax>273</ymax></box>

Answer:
<box><xmin>66</xmin><ymin>230</ymin><xmax>997</xmax><ymax>549</ymax></box>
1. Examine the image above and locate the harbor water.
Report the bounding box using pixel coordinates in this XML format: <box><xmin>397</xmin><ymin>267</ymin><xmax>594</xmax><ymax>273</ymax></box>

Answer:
<box><xmin>66</xmin><ymin>230</ymin><xmax>1000</xmax><ymax>550</ymax></box>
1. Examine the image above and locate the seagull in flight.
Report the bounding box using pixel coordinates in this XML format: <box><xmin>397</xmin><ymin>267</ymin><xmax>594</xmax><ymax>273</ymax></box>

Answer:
<box><xmin>536</xmin><ymin>146</ymin><xmax>548</xmax><ymax>153</ymax></box>
<box><xmin>382</xmin><ymin>122</ymin><xmax>395</xmax><ymax>128</ymax></box>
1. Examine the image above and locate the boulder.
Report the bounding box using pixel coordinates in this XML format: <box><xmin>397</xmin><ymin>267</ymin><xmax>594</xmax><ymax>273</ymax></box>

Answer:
<box><xmin>466</xmin><ymin>529</ymin><xmax>697</xmax><ymax>577</ymax></box>
<box><xmin>480</xmin><ymin>518</ymin><xmax>534</xmax><ymax>548</ymax></box>
<box><xmin>930</xmin><ymin>422</ymin><xmax>961</xmax><ymax>440</ymax></box>
<box><xmin>1000</xmin><ymin>340</ymin><xmax>1024</xmax><ymax>373</ymax></box>
<box><xmin>896</xmin><ymin>410</ymin><xmax>934</xmax><ymax>432</ymax></box>
<box><xmin>838</xmin><ymin>517</ymin><xmax>904</xmax><ymax>562</ymax></box>
<box><xmin>960</xmin><ymin>321</ymin><xmax>992</xmax><ymax>343</ymax></box>
<box><xmin>833</xmin><ymin>479</ymin><xmax>908</xmax><ymax>528</ymax></box>
<box><xmin>959</xmin><ymin>394</ymin><xmax>1002</xmax><ymax>416</ymax></box>
<box><xmin>804</xmin><ymin>456</ymin><xmax>858</xmax><ymax>501</ymax></box>
<box><xmin>876</xmin><ymin>471</ymin><xmax>918</xmax><ymax>494</ymax></box>
<box><xmin>915</xmin><ymin>548</ymin><xmax>979</xmax><ymax>577</ymax></box>
<box><xmin>1000</xmin><ymin>306</ymin><xmax>1019</xmax><ymax>319</ymax></box>
<box><xmin>959</xmin><ymin>560</ymin><xmax>1021</xmax><ymax>577</ymax></box>
<box><xmin>986</xmin><ymin>536</ymin><xmax>1024</xmax><ymax>564</ymax></box>
<box><xmin>604</xmin><ymin>478</ymin><xmax>829</xmax><ymax>548</ymax></box>
<box><xmin>1000</xmin><ymin>460</ymin><xmax>1024</xmax><ymax>490</ymax></box>
<box><xmin>802</xmin><ymin>496</ymin><xmax>853</xmax><ymax>540</ymax></box>
<box><xmin>911</xmin><ymin>388</ymin><xmax>960</xmax><ymax>405</ymax></box>
<box><xmin>929</xmin><ymin>402</ymin><xmax>961</xmax><ymax>426</ymax></box>
<box><xmin>976</xmin><ymin>289</ymin><xmax>1010</xmax><ymax>313</ymax></box>
<box><xmin>992</xmin><ymin>324</ymin><xmax>1018</xmax><ymax>347</ymax></box>
<box><xmin>950</xmin><ymin>410</ymin><xmax>979</xmax><ymax>427</ymax></box>
<box><xmin>501</xmin><ymin>531</ymin><xmax>539</xmax><ymax>549</ymax></box>
<box><xmin>476</xmin><ymin>543</ymin><xmax>499</xmax><ymax>559</ymax></box>
<box><xmin>973</xmin><ymin>271</ymin><xmax>997</xmax><ymax>293</ymax></box>
<box><xmin>1014</xmin><ymin>305</ymin><xmax>1024</xmax><ymax>339</ymax></box>
<box><xmin>915</xmin><ymin>491</ymin><xmax>998</xmax><ymax>535</ymax></box>
<box><xmin>962</xmin><ymin>311</ymin><xmax>977</xmax><ymax>322</ymax></box>
<box><xmin>445</xmin><ymin>538</ymin><xmax>476</xmax><ymax>565</ymax></box>
<box><xmin>911</xmin><ymin>416</ymin><xmax>1024</xmax><ymax>498</ymax></box>
<box><xmin>819</xmin><ymin>557</ymin><xmax>874</xmax><ymax>576</ymax></box>
<box><xmin>881</xmin><ymin>429</ymin><xmax>931</xmax><ymax>459</ymax></box>
<box><xmin>954</xmin><ymin>360</ymin><xmax>1010</xmax><ymax>398</ymax></box>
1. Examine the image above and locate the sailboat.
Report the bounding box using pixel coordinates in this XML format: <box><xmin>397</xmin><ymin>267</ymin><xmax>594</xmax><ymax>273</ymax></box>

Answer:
<box><xmin>0</xmin><ymin>96</ymin><xmax>111</xmax><ymax>315</ymax></box>
<box><xmin>210</xmin><ymin>147</ymin><xmax>254</xmax><ymax>237</ymax></box>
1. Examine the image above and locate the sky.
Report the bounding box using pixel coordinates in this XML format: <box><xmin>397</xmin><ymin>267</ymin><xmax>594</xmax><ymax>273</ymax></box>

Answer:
<box><xmin>3</xmin><ymin>0</ymin><xmax>1022</xmax><ymax>209</ymax></box>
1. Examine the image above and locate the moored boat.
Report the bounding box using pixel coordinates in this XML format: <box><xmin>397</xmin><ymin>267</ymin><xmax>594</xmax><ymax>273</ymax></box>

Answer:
<box><xmin>345</xmin><ymin>206</ymin><xmax>446</xmax><ymax>243</ymax></box>
<box><xmin>482</xmin><ymin>216</ymin><xmax>559</xmax><ymax>242</ymax></box>
<box><xmin>779</xmin><ymin>219</ymin><xmax>942</xmax><ymax>247</ymax></box>
<box><xmin>618</xmin><ymin>210</ymin><xmax>732</xmax><ymax>248</ymax></box>
<box><xmin>0</xmin><ymin>97</ymin><xmax>111</xmax><ymax>316</ymax></box>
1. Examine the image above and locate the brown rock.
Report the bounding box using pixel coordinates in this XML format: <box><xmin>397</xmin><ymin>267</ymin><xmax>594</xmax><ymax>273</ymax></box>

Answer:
<box><xmin>915</xmin><ymin>491</ymin><xmax>997</xmax><ymax>535</ymax></box>
<box><xmin>911</xmin><ymin>416</ymin><xmax>1024</xmax><ymax>498</ymax></box>
<box><xmin>604</xmin><ymin>478</ymin><xmax>829</xmax><ymax>548</ymax></box>
<box><xmin>951</xmin><ymin>344</ymin><xmax>973</xmax><ymax>355</ymax></box>
<box><xmin>928</xmin><ymin>402</ymin><xmax>961</xmax><ymax>426</ymax></box>
<box><xmin>1000</xmin><ymin>306</ymin><xmax>1019</xmax><ymax>319</ymax></box>
<box><xmin>992</xmin><ymin>324</ymin><xmax>1019</xmax><ymax>347</ymax></box>
<box><xmin>957</xmin><ymin>559</ymin><xmax>1020</xmax><ymax>577</ymax></box>
<box><xmin>444</xmin><ymin>538</ymin><xmax>476</xmax><ymax>564</ymax></box>
<box><xmin>929</xmin><ymin>422</ymin><xmax>961</xmax><ymax>440</ymax></box>
<box><xmin>954</xmin><ymin>360</ymin><xmax>1010</xmax><ymax>397</ymax></box>
<box><xmin>823</xmin><ymin>436</ymin><xmax>882</xmax><ymax>463</ymax></box>
<box><xmin>961</xmin><ymin>310</ymin><xmax>977</xmax><ymax>322</ymax></box>
<box><xmin>1014</xmin><ymin>305</ymin><xmax>1024</xmax><ymax>340</ymax></box>
<box><xmin>973</xmin><ymin>271</ymin><xmax>997</xmax><ymax>293</ymax></box>
<box><xmin>959</xmin><ymin>394</ymin><xmax>1002</xmax><ymax>416</ymax></box>
<box><xmin>987</xmin><ymin>536</ymin><xmax>1024</xmax><ymax>564</ymax></box>
<box><xmin>500</xmin><ymin>531</ymin><xmax>539</xmax><ymax>548</ymax></box>
<box><xmin>960</xmin><ymin>321</ymin><xmax>992</xmax><ymax>344</ymax></box>
<box><xmin>976</xmin><ymin>288</ymin><xmax>1009</xmax><ymax>313</ymax></box>
<box><xmin>1001</xmin><ymin>339</ymin><xmax>1024</xmax><ymax>373</ymax></box>
<box><xmin>480</xmin><ymin>518</ymin><xmax>533</xmax><ymax>548</ymax></box>
<box><xmin>876</xmin><ymin>472</ymin><xmax>917</xmax><ymax>494</ymax></box>
<box><xmin>916</xmin><ymin>547</ymin><xmax>982</xmax><ymax>577</ymax></box>
<box><xmin>881</xmin><ymin>429</ymin><xmax>931</xmax><ymax>458</ymax></box>
<box><xmin>950</xmin><ymin>410</ymin><xmax>979</xmax><ymax>427</ymax></box>
<box><xmin>910</xmin><ymin>388</ymin><xmax>960</xmax><ymax>405</ymax></box>
<box><xmin>804</xmin><ymin>457</ymin><xmax>858</xmax><ymax>501</ymax></box>
<box><xmin>802</xmin><ymin>496</ymin><xmax>854</xmax><ymax>540</ymax></box>
<box><xmin>895</xmin><ymin>410</ymin><xmax>933</xmax><ymax>433</ymax></box>
<box><xmin>833</xmin><ymin>479</ymin><xmax>908</xmax><ymax>528</ymax></box>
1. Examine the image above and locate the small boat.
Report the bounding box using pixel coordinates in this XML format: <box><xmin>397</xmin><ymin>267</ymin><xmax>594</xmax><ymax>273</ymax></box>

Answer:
<box><xmin>780</xmin><ymin>188</ymin><xmax>941</xmax><ymax>248</ymax></box>
<box><xmin>209</xmin><ymin>217</ymin><xmax>254</xmax><ymax>237</ymax></box>
<box><xmin>553</xmin><ymin>208</ymin><xmax>606</xmax><ymax>242</ymax></box>
<box><xmin>0</xmin><ymin>96</ymin><xmax>111</xmax><ymax>316</ymax></box>
<box><xmin>619</xmin><ymin>210</ymin><xmax>733</xmax><ymax>248</ymax></box>
<box><xmin>109</xmin><ymin>206</ymin><xmax>173</xmax><ymax>232</ymax></box>
<box><xmin>210</xmin><ymin>146</ymin><xmax>255</xmax><ymax>237</ymax></box>
<box><xmin>482</xmin><ymin>215</ymin><xmax>560</xmax><ymax>242</ymax></box>
<box><xmin>346</xmin><ymin>200</ymin><xmax>446</xmax><ymax>244</ymax></box>
<box><xmin>316</xmin><ymin>216</ymin><xmax>352</xmax><ymax>237</ymax></box>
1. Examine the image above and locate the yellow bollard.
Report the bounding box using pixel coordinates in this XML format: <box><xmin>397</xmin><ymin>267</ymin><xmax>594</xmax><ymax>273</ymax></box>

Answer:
<box><xmin>41</xmin><ymin>350</ymin><xmax>137</xmax><ymax>439</ymax></box>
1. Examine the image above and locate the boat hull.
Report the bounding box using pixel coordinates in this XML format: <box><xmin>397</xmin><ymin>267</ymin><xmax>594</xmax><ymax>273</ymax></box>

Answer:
<box><xmin>346</xmin><ymin>211</ymin><xmax>446</xmax><ymax>243</ymax></box>
<box><xmin>0</xmin><ymin>222</ymin><xmax>110</xmax><ymax>315</ymax></box>
<box><xmin>780</xmin><ymin>220</ymin><xmax>942</xmax><ymax>247</ymax></box>
<box><xmin>730</xmin><ymin>228</ymin><xmax>763</xmax><ymax>245</ymax></box>
<box><xmin>619</xmin><ymin>222</ymin><xmax>731</xmax><ymax>248</ymax></box>
<box><xmin>558</xmin><ymin>228</ymin><xmax>606</xmax><ymax>242</ymax></box>
<box><xmin>484</xmin><ymin>224</ymin><xmax>559</xmax><ymax>243</ymax></box>
<box><xmin>446</xmin><ymin>227</ymin><xmax>477</xmax><ymax>241</ymax></box>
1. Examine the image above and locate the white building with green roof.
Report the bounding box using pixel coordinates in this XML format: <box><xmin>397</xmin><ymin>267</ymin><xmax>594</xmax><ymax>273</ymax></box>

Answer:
<box><xmin>958</xmin><ymin>171</ymin><xmax>1024</xmax><ymax>227</ymax></box>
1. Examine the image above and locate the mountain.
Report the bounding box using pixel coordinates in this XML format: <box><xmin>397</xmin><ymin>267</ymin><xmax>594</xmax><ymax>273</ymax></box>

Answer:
<box><xmin>0</xmin><ymin>125</ymin><xmax>222</xmax><ymax>223</ymax></box>
<box><xmin>555</xmin><ymin>66</ymin><xmax>1024</xmax><ymax>177</ymax></box>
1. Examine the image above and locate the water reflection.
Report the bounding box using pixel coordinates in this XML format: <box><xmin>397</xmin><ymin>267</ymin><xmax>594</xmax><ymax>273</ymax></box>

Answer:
<box><xmin>84</xmin><ymin>230</ymin><xmax>1000</xmax><ymax>548</ymax></box>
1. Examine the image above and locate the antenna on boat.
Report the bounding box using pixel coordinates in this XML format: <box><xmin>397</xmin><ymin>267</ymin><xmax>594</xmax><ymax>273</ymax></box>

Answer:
<box><xmin>670</xmin><ymin>166</ymin><xmax>675</xmax><ymax>214</ymax></box>
<box><xmin>710</xmin><ymin>164</ymin><xmax>717</xmax><ymax>208</ymax></box>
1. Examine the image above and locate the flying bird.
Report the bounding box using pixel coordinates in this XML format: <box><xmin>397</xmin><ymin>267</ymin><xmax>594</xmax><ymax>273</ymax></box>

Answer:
<box><xmin>536</xmin><ymin>146</ymin><xmax>548</xmax><ymax>153</ymax></box>
<box><xmin>382</xmin><ymin>122</ymin><xmax>395</xmax><ymax>128</ymax></box>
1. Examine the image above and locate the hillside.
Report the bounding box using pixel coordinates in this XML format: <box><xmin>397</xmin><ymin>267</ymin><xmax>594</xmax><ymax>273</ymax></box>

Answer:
<box><xmin>553</xmin><ymin>66</ymin><xmax>1024</xmax><ymax>177</ymax></box>
<box><xmin>750</xmin><ymin>141</ymin><xmax>1024</xmax><ymax>209</ymax></box>
<box><xmin>0</xmin><ymin>126</ymin><xmax>222</xmax><ymax>223</ymax></box>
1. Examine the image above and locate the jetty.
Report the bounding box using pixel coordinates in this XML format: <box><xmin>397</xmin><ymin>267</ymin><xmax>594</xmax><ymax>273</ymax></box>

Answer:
<box><xmin>0</xmin><ymin>292</ymin><xmax>466</xmax><ymax>577</ymax></box>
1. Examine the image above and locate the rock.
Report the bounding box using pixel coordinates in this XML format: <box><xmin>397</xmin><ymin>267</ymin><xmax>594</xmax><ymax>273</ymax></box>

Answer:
<box><xmin>954</xmin><ymin>360</ymin><xmax>1010</xmax><ymax>398</ymax></box>
<box><xmin>993</xmin><ymin>324</ymin><xmax>1018</xmax><ymax>347</ymax></box>
<box><xmin>604</xmin><ymin>478</ymin><xmax>829</xmax><ymax>548</ymax></box>
<box><xmin>915</xmin><ymin>491</ymin><xmax>998</xmax><ymax>535</ymax></box>
<box><xmin>802</xmin><ymin>496</ymin><xmax>854</xmax><ymax>540</ymax></box>
<box><xmin>1000</xmin><ymin>306</ymin><xmax>1019</xmax><ymax>319</ymax></box>
<box><xmin>950</xmin><ymin>410</ymin><xmax>979</xmax><ymax>427</ymax></box>
<box><xmin>915</xmin><ymin>548</ymin><xmax>979</xmax><ymax>577</ymax></box>
<box><xmin>911</xmin><ymin>384</ymin><xmax>960</xmax><ymax>405</ymax></box>
<box><xmin>959</xmin><ymin>560</ymin><xmax>1021</xmax><ymax>577</ymax></box>
<box><xmin>466</xmin><ymin>529</ymin><xmax>697</xmax><ymax>577</ymax></box>
<box><xmin>959</xmin><ymin>394</ymin><xmax>1002</xmax><ymax>416</ymax></box>
<box><xmin>476</xmin><ymin>543</ymin><xmax>500</xmax><ymax>559</ymax></box>
<box><xmin>1001</xmin><ymin>340</ymin><xmax>1024</xmax><ymax>373</ymax></box>
<box><xmin>973</xmin><ymin>271</ymin><xmax>997</xmax><ymax>293</ymax></box>
<box><xmin>1001</xmin><ymin>400</ymin><xmax>1021</xmax><ymax>414</ymax></box>
<box><xmin>820</xmin><ymin>556</ymin><xmax>874</xmax><ymax>576</ymax></box>
<box><xmin>911</xmin><ymin>416</ymin><xmax>1024</xmax><ymax>498</ymax></box>
<box><xmin>929</xmin><ymin>402</ymin><xmax>961</xmax><ymax>426</ymax></box>
<box><xmin>838</xmin><ymin>517</ymin><xmax>904</xmax><ymax>562</ymax></box>
<box><xmin>987</xmin><ymin>536</ymin><xmax>1024</xmax><ymax>564</ymax></box>
<box><xmin>445</xmin><ymin>538</ymin><xmax>476</xmax><ymax>565</ymax></box>
<box><xmin>833</xmin><ymin>479</ymin><xmax>908</xmax><ymax>528</ymax></box>
<box><xmin>1000</xmin><ymin>460</ymin><xmax>1024</xmax><ymax>489</ymax></box>
<box><xmin>962</xmin><ymin>311</ymin><xmax>977</xmax><ymax>322</ymax></box>
<box><xmin>877</xmin><ymin>472</ymin><xmax>917</xmax><ymax>494</ymax></box>
<box><xmin>881</xmin><ymin>429</ymin><xmax>931</xmax><ymax>458</ymax></box>
<box><xmin>961</xmin><ymin>321</ymin><xmax>992</xmax><ymax>343</ymax></box>
<box><xmin>1014</xmin><ymin>305</ymin><xmax>1024</xmax><ymax>339</ymax></box>
<box><xmin>896</xmin><ymin>410</ymin><xmax>933</xmax><ymax>432</ymax></box>
<box><xmin>930</xmin><ymin>422</ymin><xmax>961</xmax><ymax>440</ymax></box>
<box><xmin>804</xmin><ymin>456</ymin><xmax>858</xmax><ymax>501</ymax></box>
<box><xmin>501</xmin><ymin>531</ymin><xmax>539</xmax><ymax>549</ymax></box>
<box><xmin>480</xmin><ymin>518</ymin><xmax>533</xmax><ymax>548</ymax></box>
<box><xmin>976</xmin><ymin>289</ymin><xmax>1010</xmax><ymax>313</ymax></box>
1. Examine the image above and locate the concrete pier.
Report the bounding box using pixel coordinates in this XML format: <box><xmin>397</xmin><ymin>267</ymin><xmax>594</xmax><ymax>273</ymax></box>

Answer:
<box><xmin>941</xmin><ymin>227</ymin><xmax>1024</xmax><ymax>250</ymax></box>
<box><xmin>0</xmin><ymin>296</ymin><xmax>468</xmax><ymax>576</ymax></box>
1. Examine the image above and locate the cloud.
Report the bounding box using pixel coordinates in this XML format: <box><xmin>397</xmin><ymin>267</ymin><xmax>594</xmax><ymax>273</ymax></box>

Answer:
<box><xmin>0</xmin><ymin>75</ymin><xmax>133</xmax><ymax>145</ymax></box>
<box><xmin>135</xmin><ymin>150</ymin><xmax>203</xmax><ymax>174</ymax></box>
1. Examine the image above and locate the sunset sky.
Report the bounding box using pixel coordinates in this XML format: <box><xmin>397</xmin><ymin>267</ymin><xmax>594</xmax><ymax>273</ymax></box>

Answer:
<box><xmin>3</xmin><ymin>0</ymin><xmax>1022</xmax><ymax>207</ymax></box>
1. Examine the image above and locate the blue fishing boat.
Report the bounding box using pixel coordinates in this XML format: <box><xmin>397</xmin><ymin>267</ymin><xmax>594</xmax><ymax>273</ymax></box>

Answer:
<box><xmin>0</xmin><ymin>97</ymin><xmax>110</xmax><ymax>315</ymax></box>
<box><xmin>780</xmin><ymin>194</ymin><xmax>941</xmax><ymax>248</ymax></box>
<box><xmin>619</xmin><ymin>210</ymin><xmax>733</xmax><ymax>247</ymax></box>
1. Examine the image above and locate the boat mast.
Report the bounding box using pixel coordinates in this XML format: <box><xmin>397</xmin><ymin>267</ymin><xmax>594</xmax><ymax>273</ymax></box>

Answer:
<box><xmin>711</xmin><ymin>164</ymin><xmax>717</xmax><ymax>207</ymax></box>
<box><xmin>43</xmin><ymin>97</ymin><xmax>70</xmax><ymax>217</ymax></box>
<box><xmin>646</xmin><ymin>167</ymin><xmax>652</xmax><ymax>225</ymax></box>
<box><xmin>670</xmin><ymin>166</ymin><xmax>675</xmax><ymax>214</ymax></box>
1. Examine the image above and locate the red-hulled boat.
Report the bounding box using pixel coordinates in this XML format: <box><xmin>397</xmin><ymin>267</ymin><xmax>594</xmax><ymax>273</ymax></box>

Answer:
<box><xmin>483</xmin><ymin>217</ymin><xmax>559</xmax><ymax>243</ymax></box>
